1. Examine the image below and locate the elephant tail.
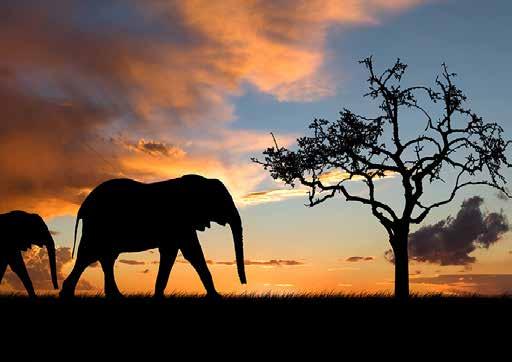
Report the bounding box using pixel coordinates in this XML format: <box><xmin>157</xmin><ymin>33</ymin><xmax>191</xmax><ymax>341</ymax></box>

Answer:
<box><xmin>71</xmin><ymin>208</ymin><xmax>83</xmax><ymax>259</ymax></box>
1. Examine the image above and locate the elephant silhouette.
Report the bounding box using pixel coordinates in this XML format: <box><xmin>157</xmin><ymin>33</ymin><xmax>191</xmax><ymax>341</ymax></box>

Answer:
<box><xmin>60</xmin><ymin>174</ymin><xmax>246</xmax><ymax>298</ymax></box>
<box><xmin>0</xmin><ymin>211</ymin><xmax>58</xmax><ymax>296</ymax></box>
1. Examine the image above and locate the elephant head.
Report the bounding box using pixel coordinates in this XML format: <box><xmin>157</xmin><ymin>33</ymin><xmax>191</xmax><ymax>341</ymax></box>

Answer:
<box><xmin>22</xmin><ymin>212</ymin><xmax>59</xmax><ymax>289</ymax></box>
<box><xmin>182</xmin><ymin>175</ymin><xmax>247</xmax><ymax>284</ymax></box>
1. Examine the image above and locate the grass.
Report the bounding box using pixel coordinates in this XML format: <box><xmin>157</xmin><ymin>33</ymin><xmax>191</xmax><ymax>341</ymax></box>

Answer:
<box><xmin>4</xmin><ymin>291</ymin><xmax>511</xmax><ymax>329</ymax></box>
<box><xmin>1</xmin><ymin>292</ymin><xmax>509</xmax><ymax>357</ymax></box>
<box><xmin>3</xmin><ymin>292</ymin><xmax>511</xmax><ymax>323</ymax></box>
<box><xmin>1</xmin><ymin>291</ymin><xmax>512</xmax><ymax>305</ymax></box>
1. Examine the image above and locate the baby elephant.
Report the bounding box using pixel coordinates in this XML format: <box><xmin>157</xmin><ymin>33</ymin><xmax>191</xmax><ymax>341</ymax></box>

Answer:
<box><xmin>0</xmin><ymin>211</ymin><xmax>58</xmax><ymax>296</ymax></box>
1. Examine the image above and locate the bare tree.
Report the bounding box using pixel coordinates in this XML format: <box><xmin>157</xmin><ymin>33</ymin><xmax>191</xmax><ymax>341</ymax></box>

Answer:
<box><xmin>252</xmin><ymin>57</ymin><xmax>511</xmax><ymax>299</ymax></box>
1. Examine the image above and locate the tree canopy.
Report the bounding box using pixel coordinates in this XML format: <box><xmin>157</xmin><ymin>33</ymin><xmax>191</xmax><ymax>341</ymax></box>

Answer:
<box><xmin>253</xmin><ymin>57</ymin><xmax>511</xmax><ymax>298</ymax></box>
<box><xmin>254</xmin><ymin>57</ymin><xmax>510</xmax><ymax>234</ymax></box>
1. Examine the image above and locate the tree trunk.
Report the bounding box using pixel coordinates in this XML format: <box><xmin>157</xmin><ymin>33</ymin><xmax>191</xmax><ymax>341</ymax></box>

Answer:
<box><xmin>392</xmin><ymin>232</ymin><xmax>409</xmax><ymax>300</ymax></box>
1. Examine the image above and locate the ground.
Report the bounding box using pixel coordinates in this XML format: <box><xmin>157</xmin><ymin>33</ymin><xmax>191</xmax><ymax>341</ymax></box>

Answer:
<box><xmin>1</xmin><ymin>294</ymin><xmax>510</xmax><ymax>359</ymax></box>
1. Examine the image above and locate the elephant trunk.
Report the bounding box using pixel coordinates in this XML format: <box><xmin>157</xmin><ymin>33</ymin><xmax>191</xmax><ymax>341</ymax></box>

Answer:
<box><xmin>46</xmin><ymin>235</ymin><xmax>59</xmax><ymax>289</ymax></box>
<box><xmin>229</xmin><ymin>208</ymin><xmax>246</xmax><ymax>284</ymax></box>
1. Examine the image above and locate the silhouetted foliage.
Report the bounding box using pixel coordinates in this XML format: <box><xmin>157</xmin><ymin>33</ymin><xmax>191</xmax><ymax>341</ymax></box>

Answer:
<box><xmin>253</xmin><ymin>57</ymin><xmax>511</xmax><ymax>299</ymax></box>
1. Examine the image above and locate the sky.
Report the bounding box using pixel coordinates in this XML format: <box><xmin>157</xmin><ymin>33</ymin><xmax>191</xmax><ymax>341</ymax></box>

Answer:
<box><xmin>1</xmin><ymin>0</ymin><xmax>512</xmax><ymax>296</ymax></box>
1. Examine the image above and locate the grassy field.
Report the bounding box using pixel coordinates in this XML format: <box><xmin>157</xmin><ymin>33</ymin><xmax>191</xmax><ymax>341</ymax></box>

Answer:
<box><xmin>1</xmin><ymin>293</ymin><xmax>509</xmax><ymax>358</ymax></box>
<box><xmin>2</xmin><ymin>292</ymin><xmax>512</xmax><ymax>314</ymax></box>
<box><xmin>4</xmin><ymin>293</ymin><xmax>510</xmax><ymax>333</ymax></box>
<box><xmin>2</xmin><ymin>291</ymin><xmax>512</xmax><ymax>305</ymax></box>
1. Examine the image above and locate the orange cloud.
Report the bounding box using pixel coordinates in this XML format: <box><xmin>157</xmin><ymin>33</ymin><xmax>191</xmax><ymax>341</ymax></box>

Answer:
<box><xmin>117</xmin><ymin>138</ymin><xmax>186</xmax><ymax>158</ymax></box>
<box><xmin>242</xmin><ymin>188</ymin><xmax>310</xmax><ymax>205</ymax></box>
<box><xmin>187</xmin><ymin>129</ymin><xmax>297</xmax><ymax>155</ymax></box>
<box><xmin>117</xmin><ymin>141</ymin><xmax>267</xmax><ymax>203</ymax></box>
<box><xmin>0</xmin><ymin>1</ymin><xmax>430</xmax><ymax>218</ymax></box>
<box><xmin>177</xmin><ymin>0</ymin><xmax>431</xmax><ymax>101</ymax></box>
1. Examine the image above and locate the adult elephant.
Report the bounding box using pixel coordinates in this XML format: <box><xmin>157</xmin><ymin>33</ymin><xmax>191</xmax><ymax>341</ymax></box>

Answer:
<box><xmin>0</xmin><ymin>211</ymin><xmax>59</xmax><ymax>296</ymax></box>
<box><xmin>60</xmin><ymin>174</ymin><xmax>246</xmax><ymax>298</ymax></box>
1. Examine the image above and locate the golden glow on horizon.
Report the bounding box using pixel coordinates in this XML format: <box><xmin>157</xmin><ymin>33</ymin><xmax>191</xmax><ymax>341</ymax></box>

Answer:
<box><xmin>2</xmin><ymin>245</ymin><xmax>512</xmax><ymax>296</ymax></box>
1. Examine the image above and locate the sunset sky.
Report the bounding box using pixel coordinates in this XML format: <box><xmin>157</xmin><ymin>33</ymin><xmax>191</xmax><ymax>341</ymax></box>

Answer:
<box><xmin>1</xmin><ymin>0</ymin><xmax>512</xmax><ymax>296</ymax></box>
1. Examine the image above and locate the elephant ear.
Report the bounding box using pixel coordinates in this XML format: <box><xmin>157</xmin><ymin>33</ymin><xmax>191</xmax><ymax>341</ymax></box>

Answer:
<box><xmin>180</xmin><ymin>175</ymin><xmax>214</xmax><ymax>231</ymax></box>
<box><xmin>191</xmin><ymin>198</ymin><xmax>212</xmax><ymax>231</ymax></box>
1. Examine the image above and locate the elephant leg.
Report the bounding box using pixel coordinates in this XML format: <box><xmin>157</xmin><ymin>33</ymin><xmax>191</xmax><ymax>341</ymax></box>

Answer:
<box><xmin>8</xmin><ymin>251</ymin><xmax>35</xmax><ymax>297</ymax></box>
<box><xmin>154</xmin><ymin>247</ymin><xmax>178</xmax><ymax>297</ymax></box>
<box><xmin>99</xmin><ymin>254</ymin><xmax>122</xmax><ymax>298</ymax></box>
<box><xmin>0</xmin><ymin>258</ymin><xmax>8</xmax><ymax>284</ymax></box>
<box><xmin>181</xmin><ymin>232</ymin><xmax>219</xmax><ymax>297</ymax></box>
<box><xmin>60</xmin><ymin>250</ymin><xmax>96</xmax><ymax>298</ymax></box>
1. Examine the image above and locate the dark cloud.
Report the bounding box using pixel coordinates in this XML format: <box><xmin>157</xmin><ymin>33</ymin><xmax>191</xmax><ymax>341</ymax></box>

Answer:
<box><xmin>118</xmin><ymin>259</ymin><xmax>145</xmax><ymax>266</ymax></box>
<box><xmin>250</xmin><ymin>259</ymin><xmax>304</xmax><ymax>266</ymax></box>
<box><xmin>385</xmin><ymin>197</ymin><xmax>509</xmax><ymax>266</ymax></box>
<box><xmin>384</xmin><ymin>250</ymin><xmax>394</xmax><ymax>264</ymax></box>
<box><xmin>49</xmin><ymin>230</ymin><xmax>60</xmax><ymax>236</ymax></box>
<box><xmin>139</xmin><ymin>269</ymin><xmax>150</xmax><ymax>274</ymax></box>
<box><xmin>216</xmin><ymin>259</ymin><xmax>304</xmax><ymax>266</ymax></box>
<box><xmin>2</xmin><ymin>246</ymin><xmax>94</xmax><ymax>291</ymax></box>
<box><xmin>117</xmin><ymin>138</ymin><xmax>184</xmax><ymax>158</ymax></box>
<box><xmin>215</xmin><ymin>261</ymin><xmax>236</xmax><ymax>265</ymax></box>
<box><xmin>0</xmin><ymin>3</ymin><xmax>124</xmax><ymax>214</ymax></box>
<box><xmin>497</xmin><ymin>188</ymin><xmax>511</xmax><ymax>201</ymax></box>
<box><xmin>410</xmin><ymin>274</ymin><xmax>512</xmax><ymax>295</ymax></box>
<box><xmin>178</xmin><ymin>258</ymin><xmax>214</xmax><ymax>265</ymax></box>
<box><xmin>0</xmin><ymin>73</ymin><xmax>115</xmax><ymax>216</ymax></box>
<box><xmin>174</xmin><ymin>258</ymin><xmax>303</xmax><ymax>266</ymax></box>
<box><xmin>345</xmin><ymin>256</ymin><xmax>375</xmax><ymax>262</ymax></box>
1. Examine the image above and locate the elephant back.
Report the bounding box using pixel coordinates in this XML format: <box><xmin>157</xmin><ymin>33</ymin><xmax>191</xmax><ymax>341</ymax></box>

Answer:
<box><xmin>80</xmin><ymin>179</ymin><xmax>145</xmax><ymax>217</ymax></box>
<box><xmin>79</xmin><ymin>178</ymin><xmax>184</xmax><ymax>229</ymax></box>
<box><xmin>77</xmin><ymin>175</ymin><xmax>228</xmax><ymax>232</ymax></box>
<box><xmin>0</xmin><ymin>210</ymin><xmax>33</xmax><ymax>250</ymax></box>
